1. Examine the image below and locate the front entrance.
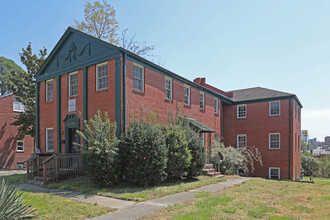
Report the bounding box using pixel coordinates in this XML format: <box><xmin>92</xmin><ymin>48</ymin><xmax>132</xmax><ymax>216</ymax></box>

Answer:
<box><xmin>63</xmin><ymin>114</ymin><xmax>80</xmax><ymax>153</ymax></box>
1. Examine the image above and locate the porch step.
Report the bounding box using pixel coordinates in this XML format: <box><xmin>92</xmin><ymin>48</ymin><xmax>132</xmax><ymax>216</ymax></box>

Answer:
<box><xmin>202</xmin><ymin>164</ymin><xmax>224</xmax><ymax>178</ymax></box>
<box><xmin>204</xmin><ymin>164</ymin><xmax>213</xmax><ymax>169</ymax></box>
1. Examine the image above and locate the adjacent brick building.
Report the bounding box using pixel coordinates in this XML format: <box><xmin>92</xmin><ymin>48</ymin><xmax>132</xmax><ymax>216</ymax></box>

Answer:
<box><xmin>35</xmin><ymin>27</ymin><xmax>302</xmax><ymax>180</ymax></box>
<box><xmin>0</xmin><ymin>94</ymin><xmax>34</xmax><ymax>169</ymax></box>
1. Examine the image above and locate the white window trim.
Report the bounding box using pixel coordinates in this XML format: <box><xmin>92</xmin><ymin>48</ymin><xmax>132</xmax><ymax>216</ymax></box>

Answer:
<box><xmin>133</xmin><ymin>63</ymin><xmax>144</xmax><ymax>92</ymax></box>
<box><xmin>269</xmin><ymin>101</ymin><xmax>280</xmax><ymax>116</ymax></box>
<box><xmin>269</xmin><ymin>167</ymin><xmax>280</xmax><ymax>180</ymax></box>
<box><xmin>214</xmin><ymin>98</ymin><xmax>219</xmax><ymax>114</ymax></box>
<box><xmin>96</xmin><ymin>62</ymin><xmax>108</xmax><ymax>91</ymax></box>
<box><xmin>237</xmin><ymin>134</ymin><xmax>247</xmax><ymax>149</ymax></box>
<box><xmin>269</xmin><ymin>133</ymin><xmax>280</xmax><ymax>149</ymax></box>
<box><xmin>200</xmin><ymin>92</ymin><xmax>205</xmax><ymax>110</ymax></box>
<box><xmin>13</xmin><ymin>99</ymin><xmax>25</xmax><ymax>112</ymax></box>
<box><xmin>200</xmin><ymin>133</ymin><xmax>205</xmax><ymax>146</ymax></box>
<box><xmin>46</xmin><ymin>79</ymin><xmax>53</xmax><ymax>102</ymax></box>
<box><xmin>16</xmin><ymin>140</ymin><xmax>24</xmax><ymax>152</ymax></box>
<box><xmin>184</xmin><ymin>85</ymin><xmax>190</xmax><ymax>106</ymax></box>
<box><xmin>69</xmin><ymin>71</ymin><xmax>78</xmax><ymax>97</ymax></box>
<box><xmin>164</xmin><ymin>77</ymin><xmax>172</xmax><ymax>100</ymax></box>
<box><xmin>46</xmin><ymin>128</ymin><xmax>54</xmax><ymax>152</ymax></box>
<box><xmin>237</xmin><ymin>104</ymin><xmax>247</xmax><ymax>119</ymax></box>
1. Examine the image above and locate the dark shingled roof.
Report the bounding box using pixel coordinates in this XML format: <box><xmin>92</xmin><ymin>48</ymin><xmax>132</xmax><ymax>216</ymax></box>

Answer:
<box><xmin>229</xmin><ymin>87</ymin><xmax>294</xmax><ymax>102</ymax></box>
<box><xmin>185</xmin><ymin>117</ymin><xmax>215</xmax><ymax>133</ymax></box>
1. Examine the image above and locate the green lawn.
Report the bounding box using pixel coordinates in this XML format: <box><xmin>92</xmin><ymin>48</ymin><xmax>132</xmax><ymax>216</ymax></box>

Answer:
<box><xmin>143</xmin><ymin>178</ymin><xmax>330</xmax><ymax>219</ymax></box>
<box><xmin>22</xmin><ymin>191</ymin><xmax>115</xmax><ymax>219</ymax></box>
<box><xmin>46</xmin><ymin>176</ymin><xmax>228</xmax><ymax>201</ymax></box>
<box><xmin>303</xmin><ymin>176</ymin><xmax>330</xmax><ymax>185</ymax></box>
<box><xmin>0</xmin><ymin>173</ymin><xmax>27</xmax><ymax>185</ymax></box>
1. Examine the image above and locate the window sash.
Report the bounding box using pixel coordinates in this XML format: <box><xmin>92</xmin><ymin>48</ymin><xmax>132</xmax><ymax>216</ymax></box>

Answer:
<box><xmin>97</xmin><ymin>64</ymin><xmax>108</xmax><ymax>91</ymax></box>
<box><xmin>269</xmin><ymin>133</ymin><xmax>280</xmax><ymax>149</ymax></box>
<box><xmin>133</xmin><ymin>65</ymin><xmax>144</xmax><ymax>91</ymax></box>
<box><xmin>237</xmin><ymin>135</ymin><xmax>247</xmax><ymax>148</ymax></box>
<box><xmin>16</xmin><ymin>141</ymin><xmax>24</xmax><ymax>152</ymax></box>
<box><xmin>270</xmin><ymin>101</ymin><xmax>280</xmax><ymax>116</ymax></box>
<box><xmin>200</xmin><ymin>93</ymin><xmax>204</xmax><ymax>110</ymax></box>
<box><xmin>269</xmin><ymin>168</ymin><xmax>280</xmax><ymax>179</ymax></box>
<box><xmin>46</xmin><ymin>80</ymin><xmax>53</xmax><ymax>102</ymax></box>
<box><xmin>214</xmin><ymin>99</ymin><xmax>219</xmax><ymax>114</ymax></box>
<box><xmin>69</xmin><ymin>73</ymin><xmax>78</xmax><ymax>97</ymax></box>
<box><xmin>237</xmin><ymin>105</ymin><xmax>247</xmax><ymax>118</ymax></box>
<box><xmin>46</xmin><ymin>128</ymin><xmax>54</xmax><ymax>152</ymax></box>
<box><xmin>165</xmin><ymin>78</ymin><xmax>172</xmax><ymax>100</ymax></box>
<box><xmin>184</xmin><ymin>86</ymin><xmax>190</xmax><ymax>105</ymax></box>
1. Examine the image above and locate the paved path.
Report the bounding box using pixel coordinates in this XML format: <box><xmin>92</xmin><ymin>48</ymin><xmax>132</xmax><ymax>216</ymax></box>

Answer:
<box><xmin>0</xmin><ymin>169</ymin><xmax>26</xmax><ymax>176</ymax></box>
<box><xmin>90</xmin><ymin>177</ymin><xmax>251</xmax><ymax>220</ymax></box>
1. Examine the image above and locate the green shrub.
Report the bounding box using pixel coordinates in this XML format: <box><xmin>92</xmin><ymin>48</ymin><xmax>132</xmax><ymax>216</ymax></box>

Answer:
<box><xmin>163</xmin><ymin>124</ymin><xmax>192</xmax><ymax>180</ymax></box>
<box><xmin>301</xmin><ymin>152</ymin><xmax>320</xmax><ymax>176</ymax></box>
<box><xmin>179</xmin><ymin>119</ymin><xmax>205</xmax><ymax>178</ymax></box>
<box><xmin>119</xmin><ymin>120</ymin><xmax>167</xmax><ymax>186</ymax></box>
<box><xmin>76</xmin><ymin>110</ymin><xmax>120</xmax><ymax>186</ymax></box>
<box><xmin>0</xmin><ymin>180</ymin><xmax>35</xmax><ymax>219</ymax></box>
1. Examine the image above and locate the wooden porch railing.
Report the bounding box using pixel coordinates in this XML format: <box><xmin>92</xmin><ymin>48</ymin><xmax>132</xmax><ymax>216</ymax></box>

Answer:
<box><xmin>42</xmin><ymin>153</ymin><xmax>85</xmax><ymax>184</ymax></box>
<box><xmin>24</xmin><ymin>153</ymin><xmax>53</xmax><ymax>181</ymax></box>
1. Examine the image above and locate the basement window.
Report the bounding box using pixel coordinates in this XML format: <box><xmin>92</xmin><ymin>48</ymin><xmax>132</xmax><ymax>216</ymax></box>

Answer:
<box><xmin>237</xmin><ymin>104</ymin><xmax>247</xmax><ymax>118</ymax></box>
<box><xmin>269</xmin><ymin>167</ymin><xmax>280</xmax><ymax>180</ymax></box>
<box><xmin>133</xmin><ymin>64</ymin><xmax>144</xmax><ymax>92</ymax></box>
<box><xmin>269</xmin><ymin>101</ymin><xmax>280</xmax><ymax>116</ymax></box>
<box><xmin>16</xmin><ymin>141</ymin><xmax>24</xmax><ymax>152</ymax></box>
<box><xmin>269</xmin><ymin>133</ymin><xmax>280</xmax><ymax>149</ymax></box>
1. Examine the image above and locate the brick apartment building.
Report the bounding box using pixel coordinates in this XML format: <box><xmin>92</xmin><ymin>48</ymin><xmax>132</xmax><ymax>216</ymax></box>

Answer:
<box><xmin>0</xmin><ymin>94</ymin><xmax>34</xmax><ymax>169</ymax></box>
<box><xmin>35</xmin><ymin>27</ymin><xmax>302</xmax><ymax>180</ymax></box>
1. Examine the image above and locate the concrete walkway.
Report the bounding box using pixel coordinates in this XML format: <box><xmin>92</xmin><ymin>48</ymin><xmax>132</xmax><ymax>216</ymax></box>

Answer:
<box><xmin>0</xmin><ymin>169</ymin><xmax>26</xmax><ymax>176</ymax></box>
<box><xmin>90</xmin><ymin>177</ymin><xmax>251</xmax><ymax>220</ymax></box>
<box><xmin>19</xmin><ymin>177</ymin><xmax>250</xmax><ymax>219</ymax></box>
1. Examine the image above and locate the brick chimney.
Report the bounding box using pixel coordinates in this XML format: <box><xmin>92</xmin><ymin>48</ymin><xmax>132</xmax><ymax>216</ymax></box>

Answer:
<box><xmin>193</xmin><ymin>77</ymin><xmax>206</xmax><ymax>86</ymax></box>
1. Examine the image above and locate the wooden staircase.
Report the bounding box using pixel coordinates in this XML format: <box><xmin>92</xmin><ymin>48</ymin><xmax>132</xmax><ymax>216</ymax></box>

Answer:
<box><xmin>202</xmin><ymin>164</ymin><xmax>224</xmax><ymax>178</ymax></box>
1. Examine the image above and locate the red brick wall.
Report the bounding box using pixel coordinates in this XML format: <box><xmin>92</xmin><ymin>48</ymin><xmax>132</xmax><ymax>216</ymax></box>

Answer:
<box><xmin>125</xmin><ymin>60</ymin><xmax>221</xmax><ymax>149</ymax></box>
<box><xmin>223</xmin><ymin>99</ymin><xmax>292</xmax><ymax>179</ymax></box>
<box><xmin>291</xmin><ymin>99</ymin><xmax>302</xmax><ymax>180</ymax></box>
<box><xmin>40</xmin><ymin>79</ymin><xmax>57</xmax><ymax>153</ymax></box>
<box><xmin>0</xmin><ymin>94</ymin><xmax>34</xmax><ymax>169</ymax></box>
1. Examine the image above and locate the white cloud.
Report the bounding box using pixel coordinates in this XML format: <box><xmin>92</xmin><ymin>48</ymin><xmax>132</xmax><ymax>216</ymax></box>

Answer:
<box><xmin>302</xmin><ymin>109</ymin><xmax>330</xmax><ymax>141</ymax></box>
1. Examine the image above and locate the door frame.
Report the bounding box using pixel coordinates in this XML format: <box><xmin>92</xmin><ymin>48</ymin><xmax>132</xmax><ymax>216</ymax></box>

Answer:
<box><xmin>63</xmin><ymin>114</ymin><xmax>80</xmax><ymax>153</ymax></box>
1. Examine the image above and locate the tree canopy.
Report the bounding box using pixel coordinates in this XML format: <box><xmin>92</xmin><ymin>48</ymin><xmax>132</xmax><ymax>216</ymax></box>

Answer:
<box><xmin>0</xmin><ymin>57</ymin><xmax>24</xmax><ymax>96</ymax></box>
<box><xmin>0</xmin><ymin>43</ymin><xmax>47</xmax><ymax>139</ymax></box>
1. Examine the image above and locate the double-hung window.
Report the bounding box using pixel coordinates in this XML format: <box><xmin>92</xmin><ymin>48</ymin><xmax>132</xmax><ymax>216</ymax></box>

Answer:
<box><xmin>16</xmin><ymin>141</ymin><xmax>24</xmax><ymax>152</ymax></box>
<box><xmin>184</xmin><ymin>85</ymin><xmax>190</xmax><ymax>106</ymax></box>
<box><xmin>46</xmin><ymin>80</ymin><xmax>53</xmax><ymax>102</ymax></box>
<box><xmin>96</xmin><ymin>62</ymin><xmax>108</xmax><ymax>91</ymax></box>
<box><xmin>133</xmin><ymin>64</ymin><xmax>144</xmax><ymax>92</ymax></box>
<box><xmin>200</xmin><ymin>133</ymin><xmax>205</xmax><ymax>146</ymax></box>
<box><xmin>237</xmin><ymin>134</ymin><xmax>247</xmax><ymax>148</ymax></box>
<box><xmin>214</xmin><ymin>98</ymin><xmax>219</xmax><ymax>114</ymax></box>
<box><xmin>164</xmin><ymin>77</ymin><xmax>172</xmax><ymax>100</ymax></box>
<box><xmin>237</xmin><ymin>104</ymin><xmax>247</xmax><ymax>118</ymax></box>
<box><xmin>269</xmin><ymin>167</ymin><xmax>280</xmax><ymax>180</ymax></box>
<box><xmin>200</xmin><ymin>92</ymin><xmax>204</xmax><ymax>110</ymax></box>
<box><xmin>269</xmin><ymin>101</ymin><xmax>280</xmax><ymax>116</ymax></box>
<box><xmin>46</xmin><ymin>128</ymin><xmax>54</xmax><ymax>152</ymax></box>
<box><xmin>269</xmin><ymin>133</ymin><xmax>280</xmax><ymax>149</ymax></box>
<box><xmin>69</xmin><ymin>72</ymin><xmax>78</xmax><ymax>97</ymax></box>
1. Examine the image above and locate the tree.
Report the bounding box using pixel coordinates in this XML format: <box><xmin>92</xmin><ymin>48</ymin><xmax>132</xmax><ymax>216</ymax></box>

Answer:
<box><xmin>301</xmin><ymin>152</ymin><xmax>319</xmax><ymax>176</ymax></box>
<box><xmin>0</xmin><ymin>43</ymin><xmax>47</xmax><ymax>139</ymax></box>
<box><xmin>301</xmin><ymin>139</ymin><xmax>308</xmax><ymax>151</ymax></box>
<box><xmin>0</xmin><ymin>57</ymin><xmax>24</xmax><ymax>96</ymax></box>
<box><xmin>73</xmin><ymin>0</ymin><xmax>155</xmax><ymax>57</ymax></box>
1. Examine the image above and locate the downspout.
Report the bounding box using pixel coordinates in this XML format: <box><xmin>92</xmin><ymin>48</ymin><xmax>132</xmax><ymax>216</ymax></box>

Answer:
<box><xmin>288</xmin><ymin>98</ymin><xmax>292</xmax><ymax>179</ymax></box>
<box><xmin>220</xmin><ymin>99</ymin><xmax>223</xmax><ymax>141</ymax></box>
<box><xmin>123</xmin><ymin>52</ymin><xmax>127</xmax><ymax>131</ymax></box>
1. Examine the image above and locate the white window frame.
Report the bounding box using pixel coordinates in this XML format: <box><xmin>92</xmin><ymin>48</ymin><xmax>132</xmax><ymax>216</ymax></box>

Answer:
<box><xmin>269</xmin><ymin>101</ymin><xmax>280</xmax><ymax>116</ymax></box>
<box><xmin>164</xmin><ymin>77</ymin><xmax>172</xmax><ymax>100</ymax></box>
<box><xmin>237</xmin><ymin>104</ymin><xmax>247</xmax><ymax>118</ymax></box>
<box><xmin>184</xmin><ymin>85</ymin><xmax>190</xmax><ymax>106</ymax></box>
<box><xmin>46</xmin><ymin>128</ymin><xmax>54</xmax><ymax>152</ymax></box>
<box><xmin>237</xmin><ymin>134</ymin><xmax>247</xmax><ymax>149</ymax></box>
<box><xmin>200</xmin><ymin>133</ymin><xmax>205</xmax><ymax>146</ymax></box>
<box><xmin>96</xmin><ymin>62</ymin><xmax>108</xmax><ymax>91</ymax></box>
<box><xmin>16</xmin><ymin>140</ymin><xmax>24</xmax><ymax>152</ymax></box>
<box><xmin>269</xmin><ymin>167</ymin><xmax>280</xmax><ymax>180</ymax></box>
<box><xmin>133</xmin><ymin>63</ymin><xmax>144</xmax><ymax>92</ymax></box>
<box><xmin>13</xmin><ymin>99</ymin><xmax>26</xmax><ymax>112</ymax></box>
<box><xmin>46</xmin><ymin>79</ymin><xmax>53</xmax><ymax>102</ymax></box>
<box><xmin>69</xmin><ymin>72</ymin><xmax>78</xmax><ymax>97</ymax></box>
<box><xmin>214</xmin><ymin>98</ymin><xmax>219</xmax><ymax>114</ymax></box>
<box><xmin>200</xmin><ymin>92</ymin><xmax>205</xmax><ymax>110</ymax></box>
<box><xmin>269</xmin><ymin>133</ymin><xmax>280</xmax><ymax>149</ymax></box>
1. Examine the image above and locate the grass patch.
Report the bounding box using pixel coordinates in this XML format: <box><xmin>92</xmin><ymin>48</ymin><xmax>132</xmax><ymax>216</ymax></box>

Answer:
<box><xmin>46</xmin><ymin>175</ymin><xmax>227</xmax><ymax>201</ymax></box>
<box><xmin>22</xmin><ymin>191</ymin><xmax>115</xmax><ymax>219</ymax></box>
<box><xmin>0</xmin><ymin>173</ymin><xmax>27</xmax><ymax>185</ymax></box>
<box><xmin>142</xmin><ymin>178</ymin><xmax>330</xmax><ymax>220</ymax></box>
<box><xmin>303</xmin><ymin>176</ymin><xmax>330</xmax><ymax>185</ymax></box>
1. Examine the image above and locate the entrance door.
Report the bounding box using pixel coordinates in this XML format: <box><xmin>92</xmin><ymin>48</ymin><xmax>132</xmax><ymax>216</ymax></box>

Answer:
<box><xmin>68</xmin><ymin>128</ymin><xmax>79</xmax><ymax>153</ymax></box>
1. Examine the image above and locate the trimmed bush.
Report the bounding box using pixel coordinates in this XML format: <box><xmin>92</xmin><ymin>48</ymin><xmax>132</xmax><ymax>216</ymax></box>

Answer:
<box><xmin>119</xmin><ymin>120</ymin><xmax>167</xmax><ymax>186</ymax></box>
<box><xmin>76</xmin><ymin>111</ymin><xmax>120</xmax><ymax>186</ymax></box>
<box><xmin>163</xmin><ymin>124</ymin><xmax>192</xmax><ymax>180</ymax></box>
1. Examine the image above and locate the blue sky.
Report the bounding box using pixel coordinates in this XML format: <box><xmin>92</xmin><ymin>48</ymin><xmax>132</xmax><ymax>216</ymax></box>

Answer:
<box><xmin>1</xmin><ymin>0</ymin><xmax>329</xmax><ymax>141</ymax></box>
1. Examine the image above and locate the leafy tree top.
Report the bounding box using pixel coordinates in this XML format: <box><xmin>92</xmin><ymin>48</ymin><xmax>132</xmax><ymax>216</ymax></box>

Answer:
<box><xmin>0</xmin><ymin>57</ymin><xmax>24</xmax><ymax>96</ymax></box>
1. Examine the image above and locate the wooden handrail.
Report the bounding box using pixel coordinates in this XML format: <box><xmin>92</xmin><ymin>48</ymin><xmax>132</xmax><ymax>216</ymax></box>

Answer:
<box><xmin>42</xmin><ymin>155</ymin><xmax>54</xmax><ymax>164</ymax></box>
<box><xmin>24</xmin><ymin>154</ymin><xmax>37</xmax><ymax>163</ymax></box>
